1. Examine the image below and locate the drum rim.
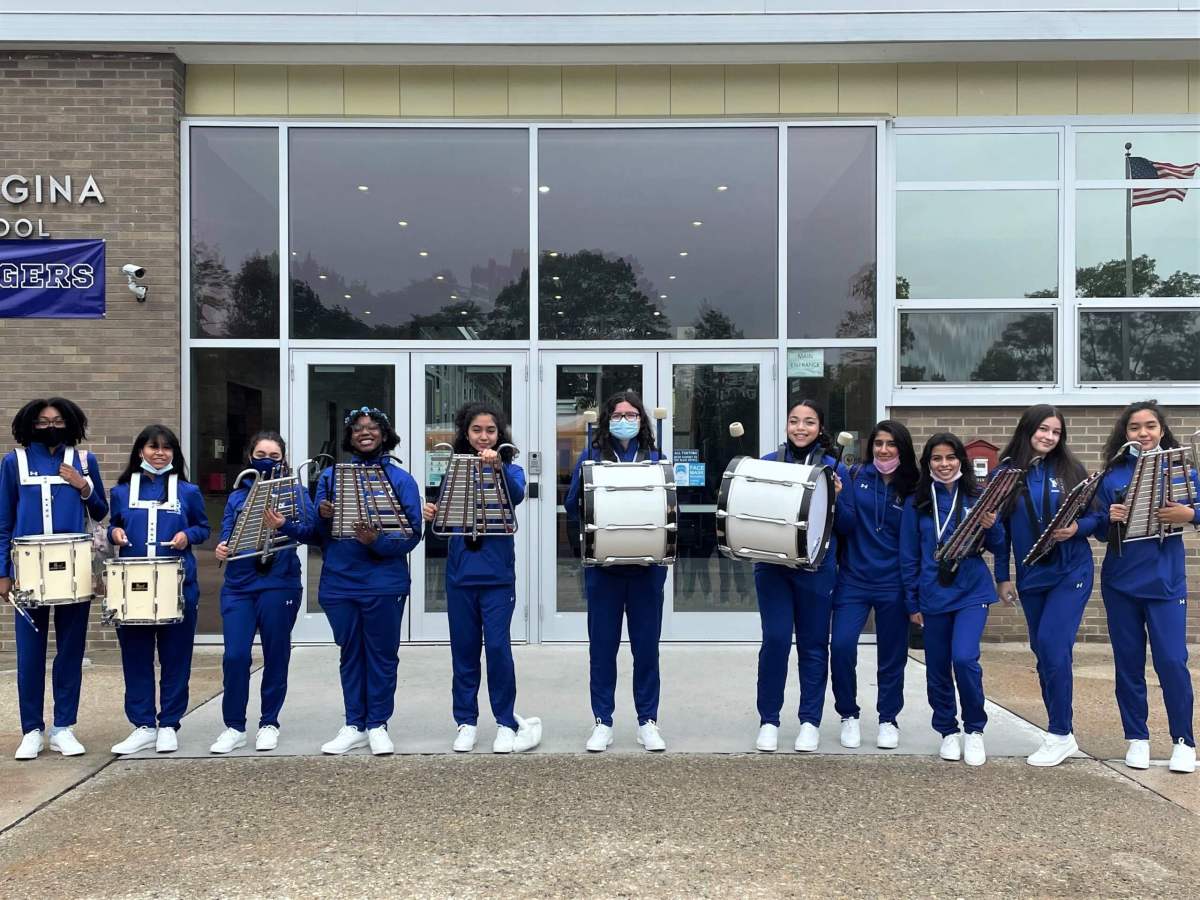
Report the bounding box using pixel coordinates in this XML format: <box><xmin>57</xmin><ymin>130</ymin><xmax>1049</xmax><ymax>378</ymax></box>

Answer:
<box><xmin>12</xmin><ymin>532</ymin><xmax>91</xmax><ymax>543</ymax></box>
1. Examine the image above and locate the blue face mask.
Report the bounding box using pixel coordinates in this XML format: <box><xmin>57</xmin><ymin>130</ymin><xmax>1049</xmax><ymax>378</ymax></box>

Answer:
<box><xmin>140</xmin><ymin>460</ymin><xmax>173</xmax><ymax>476</ymax></box>
<box><xmin>250</xmin><ymin>458</ymin><xmax>280</xmax><ymax>476</ymax></box>
<box><xmin>610</xmin><ymin>419</ymin><xmax>639</xmax><ymax>441</ymax></box>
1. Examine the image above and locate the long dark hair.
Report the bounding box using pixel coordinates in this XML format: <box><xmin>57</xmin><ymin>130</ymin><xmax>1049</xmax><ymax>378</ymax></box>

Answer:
<box><xmin>785</xmin><ymin>398</ymin><xmax>833</xmax><ymax>462</ymax></box>
<box><xmin>117</xmin><ymin>424</ymin><xmax>189</xmax><ymax>485</ymax></box>
<box><xmin>11</xmin><ymin>397</ymin><xmax>89</xmax><ymax>447</ymax></box>
<box><xmin>453</xmin><ymin>402</ymin><xmax>516</xmax><ymax>464</ymax></box>
<box><xmin>1103</xmin><ymin>399</ymin><xmax>1180</xmax><ymax>460</ymax></box>
<box><xmin>997</xmin><ymin>406</ymin><xmax>1087</xmax><ymax>517</ymax></box>
<box><xmin>868</xmin><ymin>419</ymin><xmax>919</xmax><ymax>501</ymax></box>
<box><xmin>341</xmin><ymin>406</ymin><xmax>400</xmax><ymax>458</ymax></box>
<box><xmin>914</xmin><ymin>432</ymin><xmax>979</xmax><ymax>512</ymax></box>
<box><xmin>591</xmin><ymin>391</ymin><xmax>656</xmax><ymax>459</ymax></box>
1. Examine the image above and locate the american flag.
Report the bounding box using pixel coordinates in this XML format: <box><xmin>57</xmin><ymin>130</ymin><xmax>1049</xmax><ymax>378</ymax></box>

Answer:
<box><xmin>1128</xmin><ymin>156</ymin><xmax>1199</xmax><ymax>207</ymax></box>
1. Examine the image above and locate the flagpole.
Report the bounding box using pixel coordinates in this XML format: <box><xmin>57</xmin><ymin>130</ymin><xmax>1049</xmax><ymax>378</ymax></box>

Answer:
<box><xmin>1124</xmin><ymin>143</ymin><xmax>1134</xmax><ymax>297</ymax></box>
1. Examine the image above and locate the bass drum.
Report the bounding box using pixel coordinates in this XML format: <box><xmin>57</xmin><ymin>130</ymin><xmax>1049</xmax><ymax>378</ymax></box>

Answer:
<box><xmin>581</xmin><ymin>461</ymin><xmax>678</xmax><ymax>567</ymax></box>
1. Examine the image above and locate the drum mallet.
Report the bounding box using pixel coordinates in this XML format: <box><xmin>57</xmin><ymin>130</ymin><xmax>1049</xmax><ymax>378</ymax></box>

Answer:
<box><xmin>583</xmin><ymin>409</ymin><xmax>597</xmax><ymax>447</ymax></box>
<box><xmin>832</xmin><ymin>431</ymin><xmax>855</xmax><ymax>466</ymax></box>
<box><xmin>728</xmin><ymin>421</ymin><xmax>745</xmax><ymax>439</ymax></box>
<box><xmin>654</xmin><ymin>407</ymin><xmax>668</xmax><ymax>451</ymax></box>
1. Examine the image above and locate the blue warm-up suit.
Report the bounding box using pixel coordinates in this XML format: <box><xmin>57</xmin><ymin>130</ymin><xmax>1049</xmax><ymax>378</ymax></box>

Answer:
<box><xmin>313</xmin><ymin>455</ymin><xmax>422</xmax><ymax>731</ymax></box>
<box><xmin>1078</xmin><ymin>449</ymin><xmax>1199</xmax><ymax>748</ymax></box>
<box><xmin>831</xmin><ymin>462</ymin><xmax>909</xmax><ymax>727</ymax></box>
<box><xmin>0</xmin><ymin>443</ymin><xmax>108</xmax><ymax>735</ymax></box>
<box><xmin>994</xmin><ymin>458</ymin><xmax>1094</xmax><ymax>737</ymax></box>
<box><xmin>754</xmin><ymin>442</ymin><xmax>849</xmax><ymax>729</ymax></box>
<box><xmin>565</xmin><ymin>440</ymin><xmax>668</xmax><ymax>727</ymax></box>
<box><xmin>108</xmin><ymin>473</ymin><xmax>211</xmax><ymax>731</ymax></box>
<box><xmin>900</xmin><ymin>483</ymin><xmax>1005</xmax><ymax>737</ymax></box>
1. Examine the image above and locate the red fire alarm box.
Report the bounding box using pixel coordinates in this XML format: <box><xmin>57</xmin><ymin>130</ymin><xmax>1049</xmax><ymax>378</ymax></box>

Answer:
<box><xmin>965</xmin><ymin>439</ymin><xmax>999</xmax><ymax>479</ymax></box>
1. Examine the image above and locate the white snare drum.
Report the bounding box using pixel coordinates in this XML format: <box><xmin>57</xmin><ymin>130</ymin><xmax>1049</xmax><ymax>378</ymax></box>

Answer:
<box><xmin>102</xmin><ymin>557</ymin><xmax>185</xmax><ymax>625</ymax></box>
<box><xmin>581</xmin><ymin>461</ymin><xmax>678</xmax><ymax>567</ymax></box>
<box><xmin>10</xmin><ymin>534</ymin><xmax>93</xmax><ymax>607</ymax></box>
<box><xmin>716</xmin><ymin>457</ymin><xmax>834</xmax><ymax>570</ymax></box>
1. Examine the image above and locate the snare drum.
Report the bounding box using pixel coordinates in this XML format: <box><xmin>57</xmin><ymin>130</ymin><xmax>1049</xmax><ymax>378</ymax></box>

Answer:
<box><xmin>716</xmin><ymin>457</ymin><xmax>834</xmax><ymax>570</ymax></box>
<box><xmin>10</xmin><ymin>533</ymin><xmax>93</xmax><ymax>607</ymax></box>
<box><xmin>102</xmin><ymin>557</ymin><xmax>185</xmax><ymax>625</ymax></box>
<box><xmin>581</xmin><ymin>461</ymin><xmax>678</xmax><ymax>567</ymax></box>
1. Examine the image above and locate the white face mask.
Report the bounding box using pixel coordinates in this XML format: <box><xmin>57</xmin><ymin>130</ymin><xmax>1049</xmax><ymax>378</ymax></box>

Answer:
<box><xmin>140</xmin><ymin>460</ymin><xmax>173</xmax><ymax>476</ymax></box>
<box><xmin>929</xmin><ymin>467</ymin><xmax>963</xmax><ymax>485</ymax></box>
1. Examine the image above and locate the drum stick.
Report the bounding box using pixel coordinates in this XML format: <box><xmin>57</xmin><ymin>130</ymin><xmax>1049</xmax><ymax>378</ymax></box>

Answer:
<box><xmin>583</xmin><ymin>409</ymin><xmax>597</xmax><ymax>448</ymax></box>
<box><xmin>654</xmin><ymin>407</ymin><xmax>668</xmax><ymax>452</ymax></box>
<box><xmin>6</xmin><ymin>594</ymin><xmax>38</xmax><ymax>633</ymax></box>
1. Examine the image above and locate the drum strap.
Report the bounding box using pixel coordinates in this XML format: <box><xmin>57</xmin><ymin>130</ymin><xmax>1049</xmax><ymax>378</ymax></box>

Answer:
<box><xmin>15</xmin><ymin>446</ymin><xmax>83</xmax><ymax>535</ymax></box>
<box><xmin>129</xmin><ymin>473</ymin><xmax>180</xmax><ymax>558</ymax></box>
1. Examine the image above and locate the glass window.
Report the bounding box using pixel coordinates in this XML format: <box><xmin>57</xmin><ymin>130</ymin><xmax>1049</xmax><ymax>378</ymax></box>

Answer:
<box><xmin>189</xmin><ymin>128</ymin><xmax>279</xmax><ymax>338</ymax></box>
<box><xmin>538</xmin><ymin>128</ymin><xmax>778</xmax><ymax>340</ymax></box>
<box><xmin>1075</xmin><ymin>190</ymin><xmax>1200</xmax><ymax>298</ymax></box>
<box><xmin>189</xmin><ymin>349</ymin><xmax>281</xmax><ymax>634</ymax></box>
<box><xmin>788</xmin><ymin>127</ymin><xmax>877</xmax><ymax>339</ymax></box>
<box><xmin>1076</xmin><ymin>132</ymin><xmax>1200</xmax><ymax>181</ymax></box>
<box><xmin>897</xmin><ymin>132</ymin><xmax>1059</xmax><ymax>183</ymax></box>
<box><xmin>1080</xmin><ymin>310</ymin><xmax>1200</xmax><ymax>382</ymax></box>
<box><xmin>289</xmin><ymin>129</ymin><xmax>529</xmax><ymax>340</ymax></box>
<box><xmin>899</xmin><ymin>311</ymin><xmax>1056</xmax><ymax>383</ymax></box>
<box><xmin>785</xmin><ymin>349</ymin><xmax>876</xmax><ymax>464</ymax></box>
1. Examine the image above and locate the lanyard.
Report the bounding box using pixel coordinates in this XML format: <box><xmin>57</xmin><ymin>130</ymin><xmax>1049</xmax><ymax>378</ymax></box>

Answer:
<box><xmin>1021</xmin><ymin>463</ymin><xmax>1053</xmax><ymax>530</ymax></box>
<box><xmin>931</xmin><ymin>484</ymin><xmax>960</xmax><ymax>545</ymax></box>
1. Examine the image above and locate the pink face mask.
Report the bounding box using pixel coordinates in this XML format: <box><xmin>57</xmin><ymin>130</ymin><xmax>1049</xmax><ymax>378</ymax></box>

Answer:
<box><xmin>874</xmin><ymin>456</ymin><xmax>900</xmax><ymax>475</ymax></box>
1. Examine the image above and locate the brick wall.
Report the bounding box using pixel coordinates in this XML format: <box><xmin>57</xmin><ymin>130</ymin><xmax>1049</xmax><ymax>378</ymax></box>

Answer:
<box><xmin>0</xmin><ymin>51</ymin><xmax>184</xmax><ymax>651</ymax></box>
<box><xmin>892</xmin><ymin>404</ymin><xmax>1200</xmax><ymax>644</ymax></box>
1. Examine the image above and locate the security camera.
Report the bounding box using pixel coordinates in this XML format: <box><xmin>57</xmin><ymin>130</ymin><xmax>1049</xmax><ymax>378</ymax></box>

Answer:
<box><xmin>122</xmin><ymin>263</ymin><xmax>147</xmax><ymax>302</ymax></box>
<box><xmin>122</xmin><ymin>264</ymin><xmax>146</xmax><ymax>278</ymax></box>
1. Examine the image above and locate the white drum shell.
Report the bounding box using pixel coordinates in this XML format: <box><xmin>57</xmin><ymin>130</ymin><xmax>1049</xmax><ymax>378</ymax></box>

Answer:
<box><xmin>583</xmin><ymin>462</ymin><xmax>677</xmax><ymax>566</ymax></box>
<box><xmin>11</xmin><ymin>534</ymin><xmax>93</xmax><ymax>606</ymax></box>
<box><xmin>103</xmin><ymin>557</ymin><xmax>185</xmax><ymax>625</ymax></box>
<box><xmin>718</xmin><ymin>458</ymin><xmax>832</xmax><ymax>567</ymax></box>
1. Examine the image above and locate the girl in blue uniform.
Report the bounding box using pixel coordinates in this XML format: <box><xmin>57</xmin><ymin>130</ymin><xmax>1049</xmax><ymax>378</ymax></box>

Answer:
<box><xmin>422</xmin><ymin>402</ymin><xmax>541</xmax><ymax>754</ymax></box>
<box><xmin>900</xmin><ymin>432</ymin><xmax>1004</xmax><ymax>767</ymax></box>
<box><xmin>993</xmin><ymin>406</ymin><xmax>1093</xmax><ymax>768</ymax></box>
<box><xmin>1</xmin><ymin>398</ymin><xmax>107</xmax><ymax>760</ymax></box>
<box><xmin>753</xmin><ymin>399</ymin><xmax>847</xmax><ymax>754</ymax></box>
<box><xmin>1078</xmin><ymin>401</ymin><xmax>1198</xmax><ymax>774</ymax></box>
<box><xmin>313</xmin><ymin>407</ymin><xmax>422</xmax><ymax>757</ymax></box>
<box><xmin>108</xmin><ymin>425</ymin><xmax>211</xmax><ymax>755</ymax></box>
<box><xmin>210</xmin><ymin>431</ymin><xmax>313</xmax><ymax>755</ymax></box>
<box><xmin>830</xmin><ymin>420</ymin><xmax>919</xmax><ymax>752</ymax></box>
<box><xmin>565</xmin><ymin>391</ymin><xmax>668</xmax><ymax>753</ymax></box>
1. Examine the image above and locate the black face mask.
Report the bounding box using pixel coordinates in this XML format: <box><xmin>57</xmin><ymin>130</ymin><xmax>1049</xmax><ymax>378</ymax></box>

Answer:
<box><xmin>32</xmin><ymin>426</ymin><xmax>68</xmax><ymax>447</ymax></box>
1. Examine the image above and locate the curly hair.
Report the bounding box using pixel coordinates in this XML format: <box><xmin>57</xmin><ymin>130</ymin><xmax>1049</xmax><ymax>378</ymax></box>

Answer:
<box><xmin>10</xmin><ymin>397</ymin><xmax>89</xmax><ymax>447</ymax></box>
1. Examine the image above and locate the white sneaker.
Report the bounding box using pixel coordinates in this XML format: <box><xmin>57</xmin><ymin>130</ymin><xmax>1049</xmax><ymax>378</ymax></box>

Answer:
<box><xmin>513</xmin><ymin>715</ymin><xmax>542</xmax><ymax>752</ymax></box>
<box><xmin>839</xmin><ymin>718</ymin><xmax>861</xmax><ymax>749</ymax></box>
<box><xmin>637</xmin><ymin>720</ymin><xmax>666</xmax><ymax>752</ymax></box>
<box><xmin>1168</xmin><ymin>739</ymin><xmax>1196</xmax><ymax>774</ymax></box>
<box><xmin>1125</xmin><ymin>739</ymin><xmax>1150</xmax><ymax>770</ymax></box>
<box><xmin>963</xmin><ymin>732</ymin><xmax>986</xmax><ymax>767</ymax></box>
<box><xmin>49</xmin><ymin>727</ymin><xmax>85</xmax><ymax>757</ymax></box>
<box><xmin>15</xmin><ymin>730</ymin><xmax>44</xmax><ymax>760</ymax></box>
<box><xmin>493</xmin><ymin>726</ymin><xmax>516</xmax><ymax>753</ymax></box>
<box><xmin>586</xmin><ymin>721</ymin><xmax>613</xmax><ymax>753</ymax></box>
<box><xmin>321</xmin><ymin>725</ymin><xmax>368</xmax><ymax>755</ymax></box>
<box><xmin>794</xmin><ymin>722</ymin><xmax>820</xmax><ymax>752</ymax></box>
<box><xmin>1026</xmin><ymin>732</ymin><xmax>1078</xmax><ymax>768</ymax></box>
<box><xmin>156</xmin><ymin>728</ymin><xmax>178</xmax><ymax>753</ymax></box>
<box><xmin>453</xmin><ymin>724</ymin><xmax>478</xmax><ymax>753</ymax></box>
<box><xmin>367</xmin><ymin>725</ymin><xmax>394</xmax><ymax>756</ymax></box>
<box><xmin>209</xmin><ymin>728</ymin><xmax>246</xmax><ymax>755</ymax></box>
<box><xmin>939</xmin><ymin>733</ymin><xmax>962</xmax><ymax>761</ymax></box>
<box><xmin>255</xmin><ymin>726</ymin><xmax>279</xmax><ymax>752</ymax></box>
<box><xmin>111</xmin><ymin>726</ymin><xmax>157</xmax><ymax>755</ymax></box>
<box><xmin>877</xmin><ymin>722</ymin><xmax>900</xmax><ymax>750</ymax></box>
<box><xmin>755</xmin><ymin>723</ymin><xmax>779</xmax><ymax>753</ymax></box>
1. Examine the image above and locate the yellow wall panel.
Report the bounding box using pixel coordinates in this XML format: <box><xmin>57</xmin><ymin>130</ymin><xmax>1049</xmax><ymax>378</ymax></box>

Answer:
<box><xmin>616</xmin><ymin>66</ymin><xmax>670</xmax><ymax>116</ymax></box>
<box><xmin>509</xmin><ymin>66</ymin><xmax>562</xmax><ymax>117</ymax></box>
<box><xmin>670</xmin><ymin>65</ymin><xmax>725</xmax><ymax>116</ymax></box>
<box><xmin>288</xmin><ymin>66</ymin><xmax>344</xmax><ymax>116</ymax></box>
<box><xmin>779</xmin><ymin>64</ymin><xmax>837</xmax><ymax>114</ymax></box>
<box><xmin>1191</xmin><ymin>61</ymin><xmax>1200</xmax><ymax>114</ymax></box>
<box><xmin>185</xmin><ymin>65</ymin><xmax>234</xmax><ymax>115</ymax></box>
<box><xmin>562</xmin><ymin>66</ymin><xmax>616</xmax><ymax>116</ymax></box>
<box><xmin>234</xmin><ymin>65</ymin><xmax>287</xmax><ymax>116</ymax></box>
<box><xmin>898</xmin><ymin>63</ymin><xmax>957</xmax><ymax>116</ymax></box>
<box><xmin>1133</xmin><ymin>61</ymin><xmax>1190</xmax><ymax>114</ymax></box>
<box><xmin>1017</xmin><ymin>62</ymin><xmax>1077</xmax><ymax>115</ymax></box>
<box><xmin>838</xmin><ymin>64</ymin><xmax>897</xmax><ymax>115</ymax></box>
<box><xmin>957</xmin><ymin>63</ymin><xmax>1017</xmax><ymax>116</ymax></box>
<box><xmin>344</xmin><ymin>67</ymin><xmax>400</xmax><ymax>117</ymax></box>
<box><xmin>400</xmin><ymin>66</ymin><xmax>453</xmax><ymax>117</ymax></box>
<box><xmin>1077</xmin><ymin>61</ymin><xmax>1133</xmax><ymax>114</ymax></box>
<box><xmin>454</xmin><ymin>67</ymin><xmax>509</xmax><ymax>116</ymax></box>
<box><xmin>723</xmin><ymin>64</ymin><xmax>779</xmax><ymax>115</ymax></box>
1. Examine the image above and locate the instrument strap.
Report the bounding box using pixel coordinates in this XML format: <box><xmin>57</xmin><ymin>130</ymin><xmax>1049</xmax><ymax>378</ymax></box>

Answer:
<box><xmin>15</xmin><ymin>446</ymin><xmax>80</xmax><ymax>534</ymax></box>
<box><xmin>129</xmin><ymin>473</ymin><xmax>180</xmax><ymax>558</ymax></box>
<box><xmin>931</xmin><ymin>483</ymin><xmax>961</xmax><ymax>546</ymax></box>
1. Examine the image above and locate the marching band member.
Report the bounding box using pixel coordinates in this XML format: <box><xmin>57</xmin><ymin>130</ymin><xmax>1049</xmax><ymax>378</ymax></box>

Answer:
<box><xmin>108</xmin><ymin>425</ymin><xmax>210</xmax><ymax>755</ymax></box>
<box><xmin>1078</xmin><ymin>401</ymin><xmax>1198</xmax><ymax>774</ymax></box>
<box><xmin>210</xmin><ymin>431</ymin><xmax>313</xmax><ymax>754</ymax></box>
<box><xmin>900</xmin><ymin>433</ymin><xmax>1004</xmax><ymax>767</ymax></box>
<box><xmin>993</xmin><ymin>406</ymin><xmax>1092</xmax><ymax>768</ymax></box>
<box><xmin>313</xmin><ymin>407</ymin><xmax>422</xmax><ymax>756</ymax></box>
<box><xmin>753</xmin><ymin>399</ymin><xmax>846</xmax><ymax>754</ymax></box>
<box><xmin>565</xmin><ymin>391</ymin><xmax>669</xmax><ymax>753</ymax></box>
<box><xmin>422</xmin><ymin>402</ymin><xmax>540</xmax><ymax>754</ymax></box>
<box><xmin>0</xmin><ymin>398</ymin><xmax>107</xmax><ymax>760</ymax></box>
<box><xmin>830</xmin><ymin>420</ymin><xmax>919</xmax><ymax>751</ymax></box>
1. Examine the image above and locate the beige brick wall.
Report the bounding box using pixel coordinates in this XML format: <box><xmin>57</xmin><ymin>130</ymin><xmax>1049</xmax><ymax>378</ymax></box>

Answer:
<box><xmin>892</xmin><ymin>404</ymin><xmax>1200</xmax><ymax>645</ymax></box>
<box><xmin>0</xmin><ymin>51</ymin><xmax>184</xmax><ymax>651</ymax></box>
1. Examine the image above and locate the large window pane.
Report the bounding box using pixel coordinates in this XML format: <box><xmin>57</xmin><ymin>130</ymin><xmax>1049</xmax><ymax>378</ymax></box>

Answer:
<box><xmin>1080</xmin><ymin>310</ymin><xmax>1200</xmax><ymax>382</ymax></box>
<box><xmin>538</xmin><ymin>128</ymin><xmax>777</xmax><ymax>340</ymax></box>
<box><xmin>289</xmin><ymin>129</ymin><xmax>529</xmax><ymax>340</ymax></box>
<box><xmin>1076</xmin><ymin>132</ymin><xmax>1200</xmax><ymax>180</ymax></box>
<box><xmin>1075</xmin><ymin>190</ymin><xmax>1200</xmax><ymax>298</ymax></box>
<box><xmin>788</xmin><ymin>127</ymin><xmax>876</xmax><ymax>338</ymax></box>
<box><xmin>899</xmin><ymin>311</ymin><xmax>1055</xmax><ymax>383</ymax></box>
<box><xmin>897</xmin><ymin>132</ymin><xmax>1058</xmax><ymax>182</ymax></box>
<box><xmin>896</xmin><ymin>191</ymin><xmax>1058</xmax><ymax>299</ymax></box>
<box><xmin>785</xmin><ymin>348</ymin><xmax>876</xmax><ymax>464</ymax></box>
<box><xmin>190</xmin><ymin>128</ymin><xmax>279</xmax><ymax>338</ymax></box>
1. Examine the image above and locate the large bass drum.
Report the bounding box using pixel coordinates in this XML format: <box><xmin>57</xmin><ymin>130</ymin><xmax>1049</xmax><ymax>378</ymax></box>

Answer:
<box><xmin>10</xmin><ymin>534</ymin><xmax>93</xmax><ymax>607</ymax></box>
<box><xmin>716</xmin><ymin>457</ymin><xmax>834</xmax><ymax>570</ymax></box>
<box><xmin>581</xmin><ymin>461</ymin><xmax>678</xmax><ymax>567</ymax></box>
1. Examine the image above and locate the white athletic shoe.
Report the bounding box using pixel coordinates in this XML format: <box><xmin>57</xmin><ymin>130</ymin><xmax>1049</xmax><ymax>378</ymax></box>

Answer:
<box><xmin>493</xmin><ymin>726</ymin><xmax>516</xmax><ymax>754</ymax></box>
<box><xmin>939</xmin><ymin>733</ymin><xmax>962</xmax><ymax>762</ymax></box>
<box><xmin>367</xmin><ymin>725</ymin><xmax>394</xmax><ymax>756</ymax></box>
<box><xmin>49</xmin><ymin>727</ymin><xmax>85</xmax><ymax>757</ymax></box>
<box><xmin>111</xmin><ymin>726</ymin><xmax>157</xmax><ymax>755</ymax></box>
<box><xmin>321</xmin><ymin>725</ymin><xmax>368</xmax><ymax>755</ymax></box>
<box><xmin>156</xmin><ymin>728</ymin><xmax>178</xmax><ymax>754</ymax></box>
<box><xmin>839</xmin><ymin>718</ymin><xmax>861</xmax><ymax>749</ymax></box>
<box><xmin>1125</xmin><ymin>739</ymin><xmax>1150</xmax><ymax>770</ymax></box>
<box><xmin>877</xmin><ymin>722</ymin><xmax>900</xmax><ymax>750</ymax></box>
<box><xmin>15</xmin><ymin>730</ymin><xmax>44</xmax><ymax>761</ymax></box>
<box><xmin>794</xmin><ymin>722</ymin><xmax>820</xmax><ymax>753</ymax></box>
<box><xmin>453</xmin><ymin>724</ymin><xmax>478</xmax><ymax>753</ymax></box>
<box><xmin>586</xmin><ymin>721</ymin><xmax>613</xmax><ymax>753</ymax></box>
<box><xmin>1168</xmin><ymin>739</ymin><xmax>1196</xmax><ymax>774</ymax></box>
<box><xmin>513</xmin><ymin>715</ymin><xmax>542</xmax><ymax>752</ymax></box>
<box><xmin>637</xmin><ymin>720</ymin><xmax>666</xmax><ymax>752</ymax></box>
<box><xmin>756</xmin><ymin>724</ymin><xmax>779</xmax><ymax>753</ymax></box>
<box><xmin>255</xmin><ymin>726</ymin><xmax>279</xmax><ymax>752</ymax></box>
<box><xmin>963</xmin><ymin>732</ymin><xmax>986</xmax><ymax>767</ymax></box>
<box><xmin>209</xmin><ymin>728</ymin><xmax>246</xmax><ymax>755</ymax></box>
<box><xmin>1026</xmin><ymin>732</ymin><xmax>1077</xmax><ymax>768</ymax></box>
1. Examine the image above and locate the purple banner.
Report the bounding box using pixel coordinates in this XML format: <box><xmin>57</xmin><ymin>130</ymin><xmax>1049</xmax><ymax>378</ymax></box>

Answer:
<box><xmin>0</xmin><ymin>239</ymin><xmax>105</xmax><ymax>318</ymax></box>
